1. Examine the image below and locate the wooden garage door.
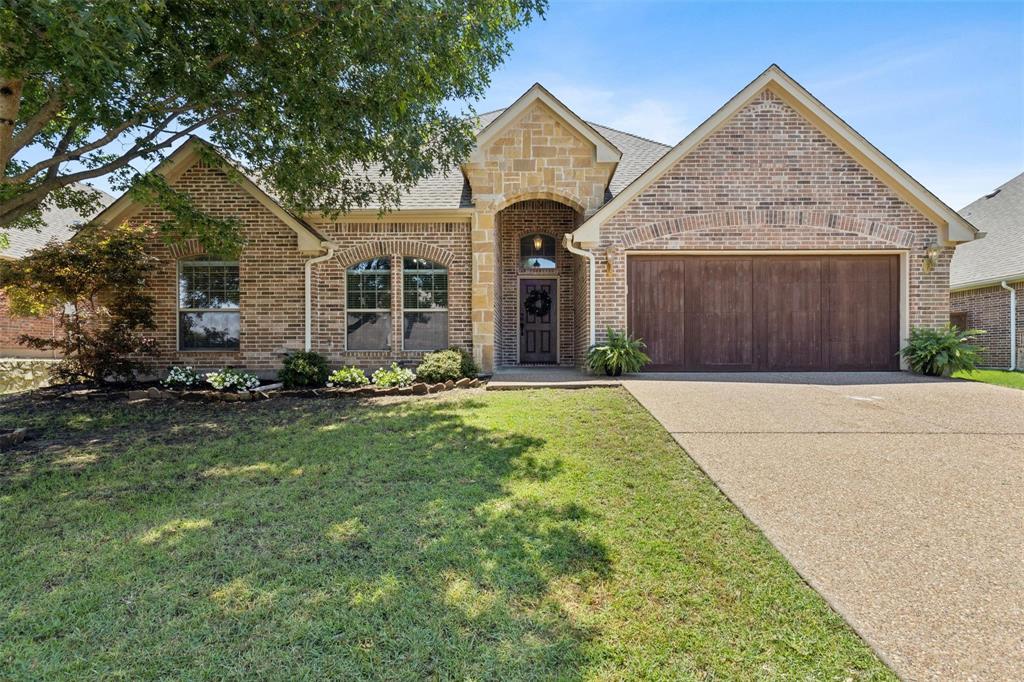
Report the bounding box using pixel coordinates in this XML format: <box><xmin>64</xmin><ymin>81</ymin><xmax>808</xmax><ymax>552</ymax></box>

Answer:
<box><xmin>628</xmin><ymin>255</ymin><xmax>899</xmax><ymax>371</ymax></box>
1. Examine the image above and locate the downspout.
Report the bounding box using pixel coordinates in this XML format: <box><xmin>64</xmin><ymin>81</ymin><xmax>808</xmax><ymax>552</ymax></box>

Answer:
<box><xmin>304</xmin><ymin>243</ymin><xmax>336</xmax><ymax>352</ymax></box>
<box><xmin>1001</xmin><ymin>280</ymin><xmax>1017</xmax><ymax>371</ymax></box>
<box><xmin>562</xmin><ymin>234</ymin><xmax>596</xmax><ymax>347</ymax></box>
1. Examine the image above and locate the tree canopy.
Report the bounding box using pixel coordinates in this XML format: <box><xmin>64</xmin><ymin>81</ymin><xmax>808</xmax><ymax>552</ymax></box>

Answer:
<box><xmin>0</xmin><ymin>0</ymin><xmax>545</xmax><ymax>243</ymax></box>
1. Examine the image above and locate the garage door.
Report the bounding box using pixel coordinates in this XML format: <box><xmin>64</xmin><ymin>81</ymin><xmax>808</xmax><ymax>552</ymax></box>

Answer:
<box><xmin>627</xmin><ymin>255</ymin><xmax>900</xmax><ymax>371</ymax></box>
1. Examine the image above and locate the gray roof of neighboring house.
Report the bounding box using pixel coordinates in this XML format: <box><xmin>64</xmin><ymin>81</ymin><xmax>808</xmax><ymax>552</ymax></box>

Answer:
<box><xmin>345</xmin><ymin>109</ymin><xmax>672</xmax><ymax>210</ymax></box>
<box><xmin>950</xmin><ymin>172</ymin><xmax>1024</xmax><ymax>289</ymax></box>
<box><xmin>1</xmin><ymin>185</ymin><xmax>114</xmax><ymax>259</ymax></box>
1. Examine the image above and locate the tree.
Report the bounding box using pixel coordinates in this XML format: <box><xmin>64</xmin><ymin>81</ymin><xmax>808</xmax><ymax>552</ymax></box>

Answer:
<box><xmin>0</xmin><ymin>223</ymin><xmax>158</xmax><ymax>384</ymax></box>
<box><xmin>0</xmin><ymin>0</ymin><xmax>545</xmax><ymax>247</ymax></box>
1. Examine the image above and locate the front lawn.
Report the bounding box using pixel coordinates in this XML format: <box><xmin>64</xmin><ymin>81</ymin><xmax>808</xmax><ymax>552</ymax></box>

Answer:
<box><xmin>0</xmin><ymin>389</ymin><xmax>892</xmax><ymax>680</ymax></box>
<box><xmin>954</xmin><ymin>368</ymin><xmax>1024</xmax><ymax>390</ymax></box>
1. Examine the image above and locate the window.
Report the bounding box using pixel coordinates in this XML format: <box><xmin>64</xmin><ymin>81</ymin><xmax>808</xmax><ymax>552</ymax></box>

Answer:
<box><xmin>402</xmin><ymin>257</ymin><xmax>448</xmax><ymax>350</ymax></box>
<box><xmin>347</xmin><ymin>257</ymin><xmax>391</xmax><ymax>350</ymax></box>
<box><xmin>178</xmin><ymin>260</ymin><xmax>241</xmax><ymax>350</ymax></box>
<box><xmin>520</xmin><ymin>233</ymin><xmax>556</xmax><ymax>269</ymax></box>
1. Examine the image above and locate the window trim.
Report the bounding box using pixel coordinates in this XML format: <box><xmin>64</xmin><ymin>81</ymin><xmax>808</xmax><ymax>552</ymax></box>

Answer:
<box><xmin>345</xmin><ymin>257</ymin><xmax>392</xmax><ymax>352</ymax></box>
<box><xmin>401</xmin><ymin>257</ymin><xmax>449</xmax><ymax>351</ymax></box>
<box><xmin>176</xmin><ymin>259</ymin><xmax>241</xmax><ymax>352</ymax></box>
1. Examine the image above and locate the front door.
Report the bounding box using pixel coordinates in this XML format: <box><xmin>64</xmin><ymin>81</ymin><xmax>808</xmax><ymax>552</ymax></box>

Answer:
<box><xmin>520</xmin><ymin>279</ymin><xmax>557</xmax><ymax>364</ymax></box>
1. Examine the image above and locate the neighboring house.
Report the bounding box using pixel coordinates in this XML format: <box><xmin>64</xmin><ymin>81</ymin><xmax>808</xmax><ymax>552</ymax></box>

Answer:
<box><xmin>950</xmin><ymin>172</ymin><xmax>1024</xmax><ymax>370</ymax></box>
<box><xmin>0</xmin><ymin>187</ymin><xmax>114</xmax><ymax>357</ymax></box>
<box><xmin>88</xmin><ymin>65</ymin><xmax>977</xmax><ymax>376</ymax></box>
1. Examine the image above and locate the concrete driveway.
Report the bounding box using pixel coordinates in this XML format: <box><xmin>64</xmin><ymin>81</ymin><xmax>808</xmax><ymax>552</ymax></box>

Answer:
<box><xmin>623</xmin><ymin>373</ymin><xmax>1024</xmax><ymax>682</ymax></box>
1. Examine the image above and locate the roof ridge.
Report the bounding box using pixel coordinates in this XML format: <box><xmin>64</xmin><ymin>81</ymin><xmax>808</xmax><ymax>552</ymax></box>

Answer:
<box><xmin>586</xmin><ymin>121</ymin><xmax>673</xmax><ymax>149</ymax></box>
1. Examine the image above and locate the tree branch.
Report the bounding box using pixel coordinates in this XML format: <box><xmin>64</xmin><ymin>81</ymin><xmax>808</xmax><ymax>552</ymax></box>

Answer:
<box><xmin>7</xmin><ymin>87</ymin><xmax>67</xmax><ymax>160</ymax></box>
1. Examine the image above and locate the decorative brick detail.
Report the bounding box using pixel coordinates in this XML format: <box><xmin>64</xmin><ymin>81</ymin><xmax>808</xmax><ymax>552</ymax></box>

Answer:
<box><xmin>590</xmin><ymin>89</ymin><xmax>951</xmax><ymax>339</ymax></box>
<box><xmin>495</xmin><ymin>199</ymin><xmax>581</xmax><ymax>366</ymax></box>
<box><xmin>333</xmin><ymin>240</ymin><xmax>456</xmax><ymax>269</ymax></box>
<box><xmin>951</xmin><ymin>282</ymin><xmax>1024</xmax><ymax>369</ymax></box>
<box><xmin>464</xmin><ymin>101</ymin><xmax>615</xmax><ymax>216</ymax></box>
<box><xmin>167</xmin><ymin>239</ymin><xmax>205</xmax><ymax>259</ymax></box>
<box><xmin>618</xmin><ymin>210</ymin><xmax>915</xmax><ymax>250</ymax></box>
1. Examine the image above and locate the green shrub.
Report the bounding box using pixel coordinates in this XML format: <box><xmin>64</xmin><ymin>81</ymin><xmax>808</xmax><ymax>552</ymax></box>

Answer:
<box><xmin>415</xmin><ymin>350</ymin><xmax>462</xmax><ymax>383</ymax></box>
<box><xmin>900</xmin><ymin>325</ymin><xmax>985</xmax><ymax>376</ymax></box>
<box><xmin>586</xmin><ymin>328</ymin><xmax>651</xmax><ymax>376</ymax></box>
<box><xmin>372</xmin><ymin>362</ymin><xmax>416</xmax><ymax>388</ymax></box>
<box><xmin>279</xmin><ymin>351</ymin><xmax>329</xmax><ymax>388</ymax></box>
<box><xmin>327</xmin><ymin>366</ymin><xmax>369</xmax><ymax>387</ymax></box>
<box><xmin>447</xmin><ymin>345</ymin><xmax>479</xmax><ymax>378</ymax></box>
<box><xmin>205</xmin><ymin>368</ymin><xmax>261</xmax><ymax>392</ymax></box>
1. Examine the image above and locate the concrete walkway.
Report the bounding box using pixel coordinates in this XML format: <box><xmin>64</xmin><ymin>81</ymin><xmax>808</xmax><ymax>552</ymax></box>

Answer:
<box><xmin>623</xmin><ymin>372</ymin><xmax>1024</xmax><ymax>682</ymax></box>
<box><xmin>486</xmin><ymin>367</ymin><xmax>620</xmax><ymax>390</ymax></box>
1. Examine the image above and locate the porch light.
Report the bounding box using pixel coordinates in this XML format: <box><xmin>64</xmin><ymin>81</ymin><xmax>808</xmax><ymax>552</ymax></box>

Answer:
<box><xmin>533</xmin><ymin>235</ymin><xmax>544</xmax><ymax>251</ymax></box>
<box><xmin>922</xmin><ymin>241</ymin><xmax>942</xmax><ymax>273</ymax></box>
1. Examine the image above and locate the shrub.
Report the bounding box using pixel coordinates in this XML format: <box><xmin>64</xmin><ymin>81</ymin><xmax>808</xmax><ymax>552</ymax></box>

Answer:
<box><xmin>279</xmin><ymin>351</ymin><xmax>329</xmax><ymax>388</ymax></box>
<box><xmin>0</xmin><ymin>224</ymin><xmax>157</xmax><ymax>384</ymax></box>
<box><xmin>162</xmin><ymin>366</ymin><xmax>204</xmax><ymax>389</ymax></box>
<box><xmin>327</xmin><ymin>366</ymin><xmax>369</xmax><ymax>387</ymax></box>
<box><xmin>372</xmin><ymin>362</ymin><xmax>416</xmax><ymax>388</ymax></box>
<box><xmin>447</xmin><ymin>345</ymin><xmax>479</xmax><ymax>378</ymax></box>
<box><xmin>900</xmin><ymin>325</ymin><xmax>985</xmax><ymax>376</ymax></box>
<box><xmin>586</xmin><ymin>328</ymin><xmax>651</xmax><ymax>376</ymax></box>
<box><xmin>205</xmin><ymin>368</ymin><xmax>261</xmax><ymax>392</ymax></box>
<box><xmin>415</xmin><ymin>350</ymin><xmax>464</xmax><ymax>383</ymax></box>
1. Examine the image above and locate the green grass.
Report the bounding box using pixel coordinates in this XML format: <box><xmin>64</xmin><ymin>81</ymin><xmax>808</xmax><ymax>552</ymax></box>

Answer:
<box><xmin>954</xmin><ymin>368</ymin><xmax>1024</xmax><ymax>390</ymax></box>
<box><xmin>0</xmin><ymin>389</ymin><xmax>893</xmax><ymax>680</ymax></box>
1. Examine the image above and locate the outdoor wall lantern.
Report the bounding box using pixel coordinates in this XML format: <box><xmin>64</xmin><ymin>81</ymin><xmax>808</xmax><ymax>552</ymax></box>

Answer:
<box><xmin>922</xmin><ymin>241</ymin><xmax>942</xmax><ymax>273</ymax></box>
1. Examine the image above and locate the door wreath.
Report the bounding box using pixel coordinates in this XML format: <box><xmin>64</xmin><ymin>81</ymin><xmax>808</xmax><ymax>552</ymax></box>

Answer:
<box><xmin>524</xmin><ymin>288</ymin><xmax>552</xmax><ymax>318</ymax></box>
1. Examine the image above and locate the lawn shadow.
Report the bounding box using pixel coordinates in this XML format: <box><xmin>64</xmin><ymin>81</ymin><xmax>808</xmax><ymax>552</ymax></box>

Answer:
<box><xmin>1</xmin><ymin>393</ymin><xmax>610</xmax><ymax>679</ymax></box>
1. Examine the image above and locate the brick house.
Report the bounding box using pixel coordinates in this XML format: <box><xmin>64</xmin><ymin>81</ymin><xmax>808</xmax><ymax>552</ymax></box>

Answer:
<box><xmin>0</xmin><ymin>186</ymin><xmax>113</xmax><ymax>357</ymax></box>
<box><xmin>87</xmin><ymin>65</ymin><xmax>978</xmax><ymax>376</ymax></box>
<box><xmin>950</xmin><ymin>172</ymin><xmax>1023</xmax><ymax>370</ymax></box>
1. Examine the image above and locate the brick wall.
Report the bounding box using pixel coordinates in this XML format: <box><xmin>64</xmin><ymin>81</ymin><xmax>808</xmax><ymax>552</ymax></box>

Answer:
<box><xmin>132</xmin><ymin>161</ymin><xmax>308</xmax><ymax>375</ymax></box>
<box><xmin>0</xmin><ymin>289</ymin><xmax>61</xmax><ymax>358</ymax></box>
<box><xmin>495</xmin><ymin>199</ymin><xmax>580</xmax><ymax>366</ymax></box>
<box><xmin>591</xmin><ymin>89</ymin><xmax>952</xmax><ymax>338</ymax></box>
<box><xmin>308</xmin><ymin>220</ymin><xmax>473</xmax><ymax>370</ymax></box>
<box><xmin>951</xmin><ymin>282</ymin><xmax>1024</xmax><ymax>369</ymax></box>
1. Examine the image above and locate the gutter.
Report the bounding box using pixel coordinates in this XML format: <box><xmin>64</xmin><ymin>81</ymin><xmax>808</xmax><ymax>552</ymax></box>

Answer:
<box><xmin>562</xmin><ymin>234</ymin><xmax>596</xmax><ymax>347</ymax></box>
<box><xmin>304</xmin><ymin>243</ymin><xmax>336</xmax><ymax>352</ymax></box>
<box><xmin>1001</xmin><ymin>280</ymin><xmax>1017</xmax><ymax>371</ymax></box>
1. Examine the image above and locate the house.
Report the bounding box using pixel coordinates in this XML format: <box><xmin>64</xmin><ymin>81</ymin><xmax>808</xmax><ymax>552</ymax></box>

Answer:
<box><xmin>950</xmin><ymin>172</ymin><xmax>1023</xmax><ymax>370</ymax></box>
<box><xmin>0</xmin><ymin>187</ymin><xmax>114</xmax><ymax>357</ymax></box>
<box><xmin>88</xmin><ymin>65</ymin><xmax>978</xmax><ymax>376</ymax></box>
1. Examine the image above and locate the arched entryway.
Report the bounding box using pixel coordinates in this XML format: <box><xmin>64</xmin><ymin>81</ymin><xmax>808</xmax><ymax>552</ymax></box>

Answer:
<box><xmin>494</xmin><ymin>199</ymin><xmax>582</xmax><ymax>366</ymax></box>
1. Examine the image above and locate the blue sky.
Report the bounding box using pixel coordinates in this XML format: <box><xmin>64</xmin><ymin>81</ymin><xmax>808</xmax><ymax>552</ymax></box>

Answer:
<box><xmin>470</xmin><ymin>0</ymin><xmax>1023</xmax><ymax>209</ymax></box>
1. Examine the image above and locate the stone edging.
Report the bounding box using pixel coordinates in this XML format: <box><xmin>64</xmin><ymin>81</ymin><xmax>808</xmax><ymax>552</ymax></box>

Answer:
<box><xmin>126</xmin><ymin>377</ymin><xmax>483</xmax><ymax>403</ymax></box>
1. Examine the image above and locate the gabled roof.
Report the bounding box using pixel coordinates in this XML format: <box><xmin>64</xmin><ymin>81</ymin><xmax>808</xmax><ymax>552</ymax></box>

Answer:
<box><xmin>950</xmin><ymin>172</ymin><xmax>1024</xmax><ymax>290</ymax></box>
<box><xmin>1</xmin><ymin>184</ymin><xmax>114</xmax><ymax>260</ymax></box>
<box><xmin>469</xmin><ymin>83</ymin><xmax>622</xmax><ymax>165</ymax></box>
<box><xmin>94</xmin><ymin>137</ymin><xmax>326</xmax><ymax>253</ymax></box>
<box><xmin>572</xmin><ymin>64</ymin><xmax>979</xmax><ymax>246</ymax></box>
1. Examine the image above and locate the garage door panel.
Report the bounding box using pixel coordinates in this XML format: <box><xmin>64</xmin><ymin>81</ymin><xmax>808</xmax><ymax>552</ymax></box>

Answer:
<box><xmin>755</xmin><ymin>257</ymin><xmax>825</xmax><ymax>370</ymax></box>
<box><xmin>627</xmin><ymin>254</ymin><xmax>900</xmax><ymax>372</ymax></box>
<box><xmin>628</xmin><ymin>257</ymin><xmax>686</xmax><ymax>369</ymax></box>
<box><xmin>688</xmin><ymin>257</ymin><xmax>755</xmax><ymax>370</ymax></box>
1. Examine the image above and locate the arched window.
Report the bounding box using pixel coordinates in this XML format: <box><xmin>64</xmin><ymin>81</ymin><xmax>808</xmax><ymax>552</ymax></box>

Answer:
<box><xmin>403</xmin><ymin>257</ymin><xmax>448</xmax><ymax>350</ymax></box>
<box><xmin>520</xmin><ymin>234</ymin><xmax>556</xmax><ymax>269</ymax></box>
<box><xmin>346</xmin><ymin>257</ymin><xmax>391</xmax><ymax>350</ymax></box>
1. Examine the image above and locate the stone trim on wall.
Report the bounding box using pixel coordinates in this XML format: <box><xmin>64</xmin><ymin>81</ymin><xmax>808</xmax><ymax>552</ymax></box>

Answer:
<box><xmin>617</xmin><ymin>210</ymin><xmax>916</xmax><ymax>250</ymax></box>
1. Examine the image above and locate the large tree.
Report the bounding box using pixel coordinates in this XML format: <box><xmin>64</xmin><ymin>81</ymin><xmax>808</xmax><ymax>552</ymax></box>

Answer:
<box><xmin>0</xmin><ymin>0</ymin><xmax>544</xmax><ymax>243</ymax></box>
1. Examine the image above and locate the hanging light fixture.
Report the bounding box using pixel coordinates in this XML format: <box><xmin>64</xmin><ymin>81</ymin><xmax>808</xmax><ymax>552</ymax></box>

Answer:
<box><xmin>532</xmin><ymin>235</ymin><xmax>544</xmax><ymax>252</ymax></box>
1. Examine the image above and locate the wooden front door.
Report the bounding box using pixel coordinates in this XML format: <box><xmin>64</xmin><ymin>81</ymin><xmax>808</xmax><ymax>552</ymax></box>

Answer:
<box><xmin>520</xmin><ymin>279</ymin><xmax>557</xmax><ymax>364</ymax></box>
<box><xmin>628</xmin><ymin>255</ymin><xmax>900</xmax><ymax>371</ymax></box>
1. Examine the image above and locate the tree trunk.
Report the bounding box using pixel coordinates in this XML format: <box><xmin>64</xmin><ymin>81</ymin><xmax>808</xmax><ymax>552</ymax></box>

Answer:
<box><xmin>0</xmin><ymin>77</ymin><xmax>24</xmax><ymax>175</ymax></box>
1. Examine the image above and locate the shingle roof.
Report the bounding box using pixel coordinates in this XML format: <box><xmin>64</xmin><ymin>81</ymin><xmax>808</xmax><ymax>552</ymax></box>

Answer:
<box><xmin>1</xmin><ymin>185</ymin><xmax>114</xmax><ymax>260</ymax></box>
<box><xmin>348</xmin><ymin>109</ymin><xmax>671</xmax><ymax>210</ymax></box>
<box><xmin>950</xmin><ymin>172</ymin><xmax>1024</xmax><ymax>289</ymax></box>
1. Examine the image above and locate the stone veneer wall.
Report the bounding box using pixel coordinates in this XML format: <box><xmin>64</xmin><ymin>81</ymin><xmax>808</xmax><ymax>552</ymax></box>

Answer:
<box><xmin>495</xmin><ymin>200</ymin><xmax>580</xmax><ymax>366</ymax></box>
<box><xmin>950</xmin><ymin>282</ymin><xmax>1024</xmax><ymax>369</ymax></box>
<box><xmin>309</xmin><ymin>220</ymin><xmax>473</xmax><ymax>370</ymax></box>
<box><xmin>0</xmin><ymin>358</ymin><xmax>58</xmax><ymax>394</ymax></box>
<box><xmin>591</xmin><ymin>89</ymin><xmax>952</xmax><ymax>339</ymax></box>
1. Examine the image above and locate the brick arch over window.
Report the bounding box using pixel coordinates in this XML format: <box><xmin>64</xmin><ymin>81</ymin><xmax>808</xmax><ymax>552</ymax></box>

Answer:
<box><xmin>333</xmin><ymin>240</ymin><xmax>457</xmax><ymax>269</ymax></box>
<box><xmin>494</xmin><ymin>191</ymin><xmax>586</xmax><ymax>215</ymax></box>
<box><xmin>617</xmin><ymin>210</ymin><xmax>917</xmax><ymax>249</ymax></box>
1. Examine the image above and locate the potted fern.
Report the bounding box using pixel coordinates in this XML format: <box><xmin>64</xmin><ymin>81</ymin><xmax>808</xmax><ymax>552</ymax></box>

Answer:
<box><xmin>586</xmin><ymin>328</ymin><xmax>651</xmax><ymax>376</ymax></box>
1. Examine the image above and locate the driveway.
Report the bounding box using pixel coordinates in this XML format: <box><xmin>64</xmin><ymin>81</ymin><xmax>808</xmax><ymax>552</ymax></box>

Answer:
<box><xmin>623</xmin><ymin>373</ymin><xmax>1024</xmax><ymax>682</ymax></box>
